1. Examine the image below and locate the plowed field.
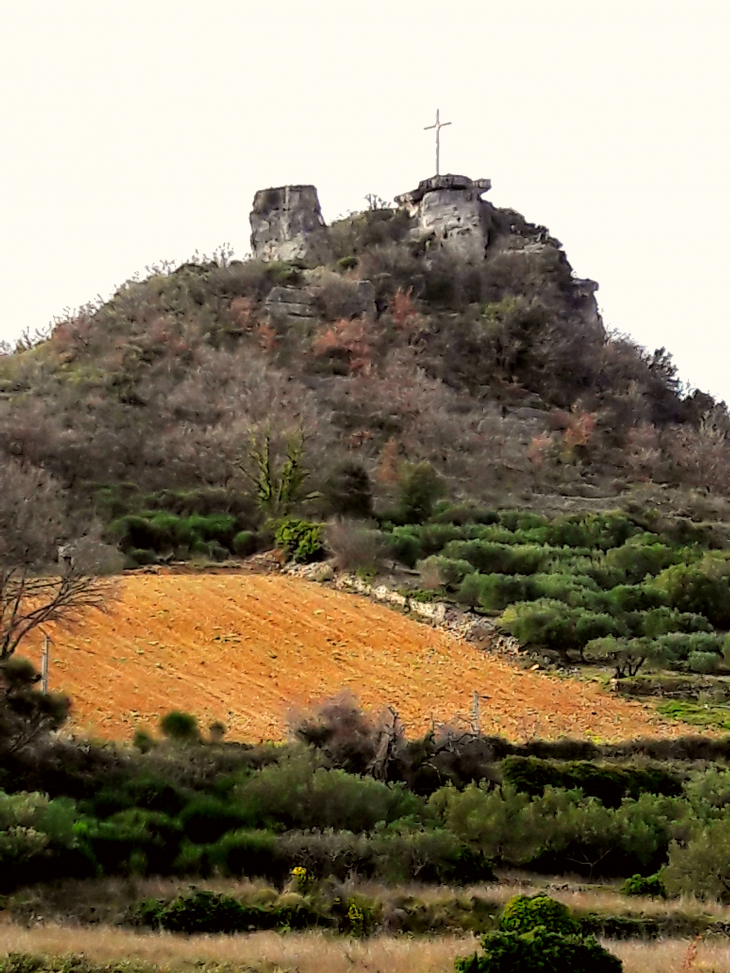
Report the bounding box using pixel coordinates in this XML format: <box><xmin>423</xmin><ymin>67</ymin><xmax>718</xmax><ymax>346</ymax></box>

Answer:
<box><xmin>25</xmin><ymin>574</ymin><xmax>688</xmax><ymax>742</ymax></box>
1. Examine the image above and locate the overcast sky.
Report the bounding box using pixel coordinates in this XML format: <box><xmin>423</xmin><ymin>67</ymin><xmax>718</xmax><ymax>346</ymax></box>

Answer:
<box><xmin>1</xmin><ymin>1</ymin><xmax>728</xmax><ymax>399</ymax></box>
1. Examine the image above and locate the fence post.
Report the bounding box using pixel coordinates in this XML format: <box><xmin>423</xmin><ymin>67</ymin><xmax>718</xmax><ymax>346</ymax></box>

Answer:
<box><xmin>41</xmin><ymin>635</ymin><xmax>49</xmax><ymax>693</ymax></box>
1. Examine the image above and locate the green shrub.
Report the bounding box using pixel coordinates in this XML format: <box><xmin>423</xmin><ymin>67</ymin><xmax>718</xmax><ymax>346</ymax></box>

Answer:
<box><xmin>274</xmin><ymin>518</ymin><xmax>325</xmax><ymax>563</ymax></box>
<box><xmin>233</xmin><ymin>752</ymin><xmax>425</xmax><ymax>832</ymax></box>
<box><xmin>127</xmin><ymin>548</ymin><xmax>157</xmax><ymax>566</ymax></box>
<box><xmin>639</xmin><ymin>607</ymin><xmax>713</xmax><ymax>638</ymax></box>
<box><xmin>544</xmin><ymin>512</ymin><xmax>636</xmax><ymax>552</ymax></box>
<box><xmin>688</xmin><ymin>651</ymin><xmax>721</xmax><ymax>674</ymax></box>
<box><xmin>603</xmin><ymin>584</ymin><xmax>667</xmax><ymax>613</ymax></box>
<box><xmin>397</xmin><ymin>462</ymin><xmax>445</xmax><ymax>523</ymax></box>
<box><xmin>654</xmin><ymin>559</ymin><xmax>730</xmax><ymax>628</ymax></box>
<box><xmin>444</xmin><ymin>540</ymin><xmax>546</xmax><ymax>575</ymax></box>
<box><xmin>232</xmin><ymin>530</ymin><xmax>257</xmax><ymax>557</ymax></box>
<box><xmin>460</xmin><ymin>573</ymin><xmax>538</xmax><ymax>612</ymax></box>
<box><xmin>159</xmin><ymin>710</ymin><xmax>200</xmax><ymax>743</ymax></box>
<box><xmin>605</xmin><ymin>538</ymin><xmax>677</xmax><ymax>583</ymax></box>
<box><xmin>456</xmin><ymin>894</ymin><xmax>621</xmax><ymax>973</ymax></box>
<box><xmin>501</xmin><ymin>757</ymin><xmax>681</xmax><ymax>807</ymax></box>
<box><xmin>206</xmin><ymin>828</ymin><xmax>284</xmax><ymax>880</ymax></box>
<box><xmin>132</xmin><ymin>889</ymin><xmax>268</xmax><ymax>934</ymax></box>
<box><xmin>388</xmin><ymin>526</ymin><xmax>423</xmax><ymax>567</ymax></box>
<box><xmin>654</xmin><ymin>631</ymin><xmax>724</xmax><ymax>664</ymax></box>
<box><xmin>531</xmin><ymin>573</ymin><xmax>603</xmax><ymax>610</ymax></box>
<box><xmin>432</xmin><ymin>504</ymin><xmax>499</xmax><ymax>526</ymax></box>
<box><xmin>620</xmin><ymin>871</ymin><xmax>666</xmax><ymax>898</ymax></box>
<box><xmin>455</xmin><ymin>926</ymin><xmax>622</xmax><ymax>973</ymax></box>
<box><xmin>132</xmin><ymin>730</ymin><xmax>156</xmax><ymax>753</ymax></box>
<box><xmin>499</xmin><ymin>894</ymin><xmax>579</xmax><ymax>936</ymax></box>
<box><xmin>665</xmin><ymin>818</ymin><xmax>730</xmax><ymax>901</ymax></box>
<box><xmin>177</xmin><ymin>795</ymin><xmax>248</xmax><ymax>844</ymax></box>
<box><xmin>87</xmin><ymin>808</ymin><xmax>182</xmax><ymax>875</ymax></box>
<box><xmin>497</xmin><ymin>510</ymin><xmax>548</xmax><ymax>532</ymax></box>
<box><xmin>499</xmin><ymin>601</ymin><xmax>626</xmax><ymax>659</ymax></box>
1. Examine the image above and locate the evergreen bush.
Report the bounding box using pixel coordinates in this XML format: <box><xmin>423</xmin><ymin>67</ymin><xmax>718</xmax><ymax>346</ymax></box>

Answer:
<box><xmin>274</xmin><ymin>518</ymin><xmax>325</xmax><ymax>563</ymax></box>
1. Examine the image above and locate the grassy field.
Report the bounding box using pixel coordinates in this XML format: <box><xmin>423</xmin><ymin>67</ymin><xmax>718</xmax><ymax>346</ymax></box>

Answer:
<box><xmin>1</xmin><ymin>924</ymin><xmax>728</xmax><ymax>973</ymax></box>
<box><xmin>21</xmin><ymin>573</ymin><xmax>694</xmax><ymax>743</ymax></box>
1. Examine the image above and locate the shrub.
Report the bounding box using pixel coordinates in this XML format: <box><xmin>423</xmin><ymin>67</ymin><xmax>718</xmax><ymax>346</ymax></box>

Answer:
<box><xmin>274</xmin><ymin>518</ymin><xmax>325</xmax><ymax>563</ymax></box>
<box><xmin>455</xmin><ymin>894</ymin><xmax>621</xmax><ymax>973</ymax></box>
<box><xmin>501</xmin><ymin>757</ymin><xmax>682</xmax><ymax>807</ymax></box>
<box><xmin>387</xmin><ymin>526</ymin><xmax>423</xmax><ymax>567</ymax></box>
<box><xmin>639</xmin><ymin>607</ymin><xmax>713</xmax><ymax>638</ymax></box>
<box><xmin>132</xmin><ymin>889</ymin><xmax>266</xmax><ymax>934</ymax></box>
<box><xmin>460</xmin><ymin>573</ymin><xmax>538</xmax><ymax>612</ymax></box>
<box><xmin>444</xmin><ymin>540</ymin><xmax>546</xmax><ymax>575</ymax></box>
<box><xmin>654</xmin><ymin>559</ymin><xmax>730</xmax><ymax>628</ymax></box>
<box><xmin>603</xmin><ymin>584</ymin><xmax>667</xmax><ymax>613</ymax></box>
<box><xmin>455</xmin><ymin>926</ymin><xmax>622</xmax><ymax>973</ymax></box>
<box><xmin>665</xmin><ymin>819</ymin><xmax>730</xmax><ymax>901</ymax></box>
<box><xmin>419</xmin><ymin>555</ymin><xmax>475</xmax><ymax>590</ymax></box>
<box><xmin>605</xmin><ymin>538</ymin><xmax>677</xmax><ymax>583</ymax></box>
<box><xmin>688</xmin><ymin>651</ymin><xmax>721</xmax><ymax>674</ymax></box>
<box><xmin>323</xmin><ymin>463</ymin><xmax>373</xmax><ymax>519</ymax></box>
<box><xmin>88</xmin><ymin>808</ymin><xmax>182</xmax><ymax>875</ymax></box>
<box><xmin>621</xmin><ymin>871</ymin><xmax>666</xmax><ymax>898</ymax></box>
<box><xmin>177</xmin><ymin>795</ymin><xmax>249</xmax><ymax>844</ymax></box>
<box><xmin>326</xmin><ymin>521</ymin><xmax>389</xmax><ymax>572</ymax></box>
<box><xmin>397</xmin><ymin>462</ymin><xmax>445</xmax><ymax>523</ymax></box>
<box><xmin>159</xmin><ymin>710</ymin><xmax>200</xmax><ymax>744</ymax></box>
<box><xmin>499</xmin><ymin>894</ymin><xmax>579</xmax><ymax>936</ymax></box>
<box><xmin>544</xmin><ymin>512</ymin><xmax>636</xmax><ymax>552</ymax></box>
<box><xmin>206</xmin><ymin>828</ymin><xmax>285</xmax><ymax>880</ymax></box>
<box><xmin>232</xmin><ymin>530</ymin><xmax>257</xmax><ymax>557</ymax></box>
<box><xmin>499</xmin><ymin>601</ymin><xmax>626</xmax><ymax>660</ymax></box>
<box><xmin>654</xmin><ymin>631</ymin><xmax>724</xmax><ymax>664</ymax></box>
<box><xmin>233</xmin><ymin>751</ymin><xmax>425</xmax><ymax>832</ymax></box>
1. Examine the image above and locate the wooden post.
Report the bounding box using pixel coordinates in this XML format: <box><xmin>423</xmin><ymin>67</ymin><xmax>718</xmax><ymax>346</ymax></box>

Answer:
<box><xmin>473</xmin><ymin>689</ymin><xmax>480</xmax><ymax>737</ymax></box>
<box><xmin>41</xmin><ymin>635</ymin><xmax>49</xmax><ymax>693</ymax></box>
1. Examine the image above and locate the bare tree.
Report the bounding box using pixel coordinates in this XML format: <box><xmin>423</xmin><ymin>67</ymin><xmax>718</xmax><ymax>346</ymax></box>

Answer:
<box><xmin>0</xmin><ymin>569</ymin><xmax>110</xmax><ymax>661</ymax></box>
<box><xmin>0</xmin><ymin>457</ymin><xmax>114</xmax><ymax>662</ymax></box>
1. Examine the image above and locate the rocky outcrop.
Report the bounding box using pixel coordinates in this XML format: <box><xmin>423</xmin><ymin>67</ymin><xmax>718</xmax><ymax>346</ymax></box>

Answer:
<box><xmin>250</xmin><ymin>185</ymin><xmax>331</xmax><ymax>267</ymax></box>
<box><xmin>263</xmin><ymin>286</ymin><xmax>318</xmax><ymax>324</ymax></box>
<box><xmin>395</xmin><ymin>174</ymin><xmax>493</xmax><ymax>260</ymax></box>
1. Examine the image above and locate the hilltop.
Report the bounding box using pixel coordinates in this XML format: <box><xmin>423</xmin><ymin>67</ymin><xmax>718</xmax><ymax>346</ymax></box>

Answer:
<box><xmin>0</xmin><ymin>174</ymin><xmax>728</xmax><ymax>563</ymax></box>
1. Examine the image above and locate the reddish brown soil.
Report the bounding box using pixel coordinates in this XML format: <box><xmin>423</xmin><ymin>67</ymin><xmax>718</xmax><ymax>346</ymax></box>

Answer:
<box><xmin>25</xmin><ymin>574</ymin><xmax>689</xmax><ymax>743</ymax></box>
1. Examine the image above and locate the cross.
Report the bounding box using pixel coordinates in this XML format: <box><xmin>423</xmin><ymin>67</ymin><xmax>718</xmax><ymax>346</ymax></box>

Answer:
<box><xmin>424</xmin><ymin>109</ymin><xmax>452</xmax><ymax>176</ymax></box>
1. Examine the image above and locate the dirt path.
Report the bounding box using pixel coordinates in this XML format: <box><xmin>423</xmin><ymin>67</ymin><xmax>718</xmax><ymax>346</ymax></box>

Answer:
<box><xmin>25</xmin><ymin>574</ymin><xmax>689</xmax><ymax>743</ymax></box>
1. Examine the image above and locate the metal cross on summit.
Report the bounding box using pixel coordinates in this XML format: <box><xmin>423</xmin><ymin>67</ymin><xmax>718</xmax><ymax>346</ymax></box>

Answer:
<box><xmin>424</xmin><ymin>109</ymin><xmax>452</xmax><ymax>176</ymax></box>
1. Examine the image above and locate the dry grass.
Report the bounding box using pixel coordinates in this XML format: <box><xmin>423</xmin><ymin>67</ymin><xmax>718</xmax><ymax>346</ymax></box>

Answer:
<box><xmin>11</xmin><ymin>874</ymin><xmax>730</xmax><ymax>932</ymax></box>
<box><xmin>611</xmin><ymin>937</ymin><xmax>730</xmax><ymax>972</ymax></box>
<box><xmin>0</xmin><ymin>925</ymin><xmax>473</xmax><ymax>973</ymax></box>
<box><xmin>22</xmin><ymin>573</ymin><xmax>694</xmax><ymax>743</ymax></box>
<box><xmin>3</xmin><ymin>925</ymin><xmax>730</xmax><ymax>973</ymax></box>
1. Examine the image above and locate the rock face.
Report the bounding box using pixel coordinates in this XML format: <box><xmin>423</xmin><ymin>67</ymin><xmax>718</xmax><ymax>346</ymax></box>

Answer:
<box><xmin>250</xmin><ymin>185</ymin><xmax>331</xmax><ymax>267</ymax></box>
<box><xmin>394</xmin><ymin>174</ymin><xmax>492</xmax><ymax>260</ymax></box>
<box><xmin>263</xmin><ymin>286</ymin><xmax>318</xmax><ymax>324</ymax></box>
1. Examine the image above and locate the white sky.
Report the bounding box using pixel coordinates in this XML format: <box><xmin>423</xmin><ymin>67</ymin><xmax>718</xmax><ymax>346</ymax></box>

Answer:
<box><xmin>1</xmin><ymin>1</ymin><xmax>728</xmax><ymax>399</ymax></box>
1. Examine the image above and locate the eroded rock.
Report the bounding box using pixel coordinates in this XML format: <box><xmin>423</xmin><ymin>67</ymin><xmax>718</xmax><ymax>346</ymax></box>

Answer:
<box><xmin>395</xmin><ymin>174</ymin><xmax>492</xmax><ymax>260</ymax></box>
<box><xmin>250</xmin><ymin>185</ymin><xmax>331</xmax><ymax>267</ymax></box>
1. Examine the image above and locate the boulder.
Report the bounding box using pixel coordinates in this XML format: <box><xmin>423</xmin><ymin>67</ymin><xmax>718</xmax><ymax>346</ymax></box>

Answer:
<box><xmin>250</xmin><ymin>185</ymin><xmax>332</xmax><ymax>267</ymax></box>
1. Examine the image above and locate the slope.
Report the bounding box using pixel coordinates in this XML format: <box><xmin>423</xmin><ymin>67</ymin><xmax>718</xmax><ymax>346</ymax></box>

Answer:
<box><xmin>24</xmin><ymin>573</ymin><xmax>692</xmax><ymax>743</ymax></box>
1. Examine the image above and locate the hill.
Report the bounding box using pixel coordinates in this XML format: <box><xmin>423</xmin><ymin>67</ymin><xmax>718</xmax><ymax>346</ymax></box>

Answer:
<box><xmin>23</xmin><ymin>571</ymin><xmax>691</xmax><ymax>742</ymax></box>
<box><xmin>0</xmin><ymin>174</ymin><xmax>728</xmax><ymax>564</ymax></box>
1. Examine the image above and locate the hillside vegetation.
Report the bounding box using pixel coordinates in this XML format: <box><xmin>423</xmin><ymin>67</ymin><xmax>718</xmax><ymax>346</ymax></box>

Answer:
<box><xmin>0</xmin><ymin>199</ymin><xmax>728</xmax><ymax>567</ymax></box>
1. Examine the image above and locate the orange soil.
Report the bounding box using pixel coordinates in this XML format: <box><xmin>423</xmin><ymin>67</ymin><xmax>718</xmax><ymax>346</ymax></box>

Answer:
<box><xmin>25</xmin><ymin>574</ymin><xmax>688</xmax><ymax>743</ymax></box>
